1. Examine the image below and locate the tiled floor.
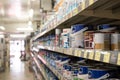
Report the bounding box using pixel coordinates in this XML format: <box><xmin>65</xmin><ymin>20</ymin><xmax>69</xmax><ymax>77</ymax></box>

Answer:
<box><xmin>0</xmin><ymin>54</ymin><xmax>34</xmax><ymax>80</ymax></box>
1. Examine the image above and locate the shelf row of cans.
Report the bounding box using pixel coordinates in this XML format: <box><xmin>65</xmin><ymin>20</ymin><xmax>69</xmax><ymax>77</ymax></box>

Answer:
<box><xmin>39</xmin><ymin>0</ymin><xmax>87</xmax><ymax>34</ymax></box>
<box><xmin>38</xmin><ymin>24</ymin><xmax>120</xmax><ymax>51</ymax></box>
<box><xmin>38</xmin><ymin>50</ymin><xmax>120</xmax><ymax>80</ymax></box>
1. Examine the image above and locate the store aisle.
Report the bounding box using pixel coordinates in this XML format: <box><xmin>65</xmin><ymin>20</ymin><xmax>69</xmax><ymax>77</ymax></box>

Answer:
<box><xmin>0</xmin><ymin>52</ymin><xmax>34</xmax><ymax>80</ymax></box>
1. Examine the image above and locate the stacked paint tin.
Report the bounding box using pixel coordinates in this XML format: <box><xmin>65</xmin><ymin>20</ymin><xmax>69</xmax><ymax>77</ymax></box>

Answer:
<box><xmin>84</xmin><ymin>31</ymin><xmax>94</xmax><ymax>49</ymax></box>
<box><xmin>61</xmin><ymin>28</ymin><xmax>71</xmax><ymax>48</ymax></box>
<box><xmin>94</xmin><ymin>25</ymin><xmax>119</xmax><ymax>50</ymax></box>
<box><xmin>94</xmin><ymin>33</ymin><xmax>111</xmax><ymax>50</ymax></box>
<box><xmin>39</xmin><ymin>50</ymin><xmax>120</xmax><ymax>80</ymax></box>
<box><xmin>70</xmin><ymin>24</ymin><xmax>88</xmax><ymax>48</ymax></box>
<box><xmin>55</xmin><ymin>29</ymin><xmax>61</xmax><ymax>47</ymax></box>
<box><xmin>111</xmin><ymin>33</ymin><xmax>120</xmax><ymax>51</ymax></box>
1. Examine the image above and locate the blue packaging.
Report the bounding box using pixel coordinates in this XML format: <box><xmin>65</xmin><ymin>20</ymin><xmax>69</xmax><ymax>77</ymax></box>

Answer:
<box><xmin>71</xmin><ymin>24</ymin><xmax>85</xmax><ymax>33</ymax></box>
<box><xmin>79</xmin><ymin>65</ymin><xmax>93</xmax><ymax>74</ymax></box>
<box><xmin>88</xmin><ymin>68</ymin><xmax>113</xmax><ymax>79</ymax></box>
<box><xmin>98</xmin><ymin>24</ymin><xmax>110</xmax><ymax>30</ymax></box>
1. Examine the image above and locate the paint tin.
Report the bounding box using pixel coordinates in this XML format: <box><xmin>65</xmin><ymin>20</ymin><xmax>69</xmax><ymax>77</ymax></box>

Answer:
<box><xmin>79</xmin><ymin>65</ymin><xmax>93</xmax><ymax>74</ymax></box>
<box><xmin>94</xmin><ymin>33</ymin><xmax>110</xmax><ymax>50</ymax></box>
<box><xmin>77</xmin><ymin>64</ymin><xmax>93</xmax><ymax>80</ymax></box>
<box><xmin>111</xmin><ymin>33</ymin><xmax>120</xmax><ymax>51</ymax></box>
<box><xmin>84</xmin><ymin>31</ymin><xmax>94</xmax><ymax>49</ymax></box>
<box><xmin>88</xmin><ymin>68</ymin><xmax>115</xmax><ymax>79</ymax></box>
<box><xmin>61</xmin><ymin>28</ymin><xmax>71</xmax><ymax>48</ymax></box>
<box><xmin>55</xmin><ymin>29</ymin><xmax>61</xmax><ymax>47</ymax></box>
<box><xmin>71</xmin><ymin>25</ymin><xmax>88</xmax><ymax>48</ymax></box>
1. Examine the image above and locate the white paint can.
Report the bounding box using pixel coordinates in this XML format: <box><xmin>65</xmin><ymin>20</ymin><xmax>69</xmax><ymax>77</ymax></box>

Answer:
<box><xmin>111</xmin><ymin>33</ymin><xmax>120</xmax><ymax>51</ymax></box>
<box><xmin>70</xmin><ymin>27</ymin><xmax>88</xmax><ymax>48</ymax></box>
<box><xmin>94</xmin><ymin>33</ymin><xmax>110</xmax><ymax>50</ymax></box>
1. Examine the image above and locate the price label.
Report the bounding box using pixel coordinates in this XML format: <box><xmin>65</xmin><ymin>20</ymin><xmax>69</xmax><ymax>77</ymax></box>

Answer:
<box><xmin>78</xmin><ymin>50</ymin><xmax>82</xmax><ymax>57</ymax></box>
<box><xmin>88</xmin><ymin>51</ymin><xmax>94</xmax><ymax>60</ymax></box>
<box><xmin>82</xmin><ymin>1</ymin><xmax>85</xmax><ymax>10</ymax></box>
<box><xmin>84</xmin><ymin>51</ymin><xmax>88</xmax><ymax>58</ymax></box>
<box><xmin>103</xmin><ymin>52</ymin><xmax>110</xmax><ymax>63</ymax></box>
<box><xmin>64</xmin><ymin>49</ymin><xmax>67</xmax><ymax>54</ymax></box>
<box><xmin>89</xmin><ymin>0</ymin><xmax>95</xmax><ymax>5</ymax></box>
<box><xmin>61</xmin><ymin>48</ymin><xmax>63</xmax><ymax>53</ymax></box>
<box><xmin>117</xmin><ymin>53</ymin><xmax>120</xmax><ymax>65</ymax></box>
<box><xmin>69</xmin><ymin>48</ymin><xmax>73</xmax><ymax>55</ymax></box>
<box><xmin>73</xmin><ymin>8</ymin><xmax>78</xmax><ymax>16</ymax></box>
<box><xmin>74</xmin><ymin>49</ymin><xmax>78</xmax><ymax>56</ymax></box>
<box><xmin>94</xmin><ymin>52</ymin><xmax>101</xmax><ymax>61</ymax></box>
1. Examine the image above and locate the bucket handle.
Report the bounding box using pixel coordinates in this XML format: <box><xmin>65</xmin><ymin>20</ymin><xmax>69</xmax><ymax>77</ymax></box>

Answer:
<box><xmin>79</xmin><ymin>68</ymin><xmax>83</xmax><ymax>74</ymax></box>
<box><xmin>97</xmin><ymin>73</ymin><xmax>110</xmax><ymax>80</ymax></box>
<box><xmin>88</xmin><ymin>71</ymin><xmax>92</xmax><ymax>78</ymax></box>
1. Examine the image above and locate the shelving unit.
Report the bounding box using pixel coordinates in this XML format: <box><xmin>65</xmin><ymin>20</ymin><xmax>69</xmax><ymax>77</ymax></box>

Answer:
<box><xmin>37</xmin><ymin>55</ymin><xmax>65</xmax><ymax>80</ymax></box>
<box><xmin>30</xmin><ymin>52</ymin><xmax>47</xmax><ymax>80</ymax></box>
<box><xmin>33</xmin><ymin>0</ymin><xmax>120</xmax><ymax>40</ymax></box>
<box><xmin>36</xmin><ymin>46</ymin><xmax>120</xmax><ymax>66</ymax></box>
<box><xmin>31</xmin><ymin>0</ymin><xmax>120</xmax><ymax>80</ymax></box>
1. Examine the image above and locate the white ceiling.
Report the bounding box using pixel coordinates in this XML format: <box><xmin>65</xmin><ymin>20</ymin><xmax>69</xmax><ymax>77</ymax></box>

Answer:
<box><xmin>0</xmin><ymin>0</ymin><xmax>41</xmax><ymax>36</ymax></box>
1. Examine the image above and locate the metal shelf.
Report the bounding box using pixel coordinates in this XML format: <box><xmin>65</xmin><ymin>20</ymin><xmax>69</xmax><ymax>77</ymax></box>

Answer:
<box><xmin>31</xmin><ymin>52</ymin><xmax>48</xmax><ymax>80</ymax></box>
<box><xmin>37</xmin><ymin>46</ymin><xmax>120</xmax><ymax>66</ymax></box>
<box><xmin>37</xmin><ymin>55</ymin><xmax>67</xmax><ymax>80</ymax></box>
<box><xmin>33</xmin><ymin>0</ymin><xmax>120</xmax><ymax>40</ymax></box>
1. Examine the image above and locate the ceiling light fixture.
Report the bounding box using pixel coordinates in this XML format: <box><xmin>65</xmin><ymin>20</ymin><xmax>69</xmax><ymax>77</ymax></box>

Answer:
<box><xmin>17</xmin><ymin>27</ymin><xmax>33</xmax><ymax>31</ymax></box>
<box><xmin>0</xmin><ymin>35</ymin><xmax>4</xmax><ymax>38</ymax></box>
<box><xmin>31</xmin><ymin>0</ymin><xmax>35</xmax><ymax>1</ymax></box>
<box><xmin>29</xmin><ymin>9</ymin><xmax>34</xmax><ymax>18</ymax></box>
<box><xmin>28</xmin><ymin>21</ymin><xmax>32</xmax><ymax>26</ymax></box>
<box><xmin>0</xmin><ymin>26</ymin><xmax>5</xmax><ymax>30</ymax></box>
<box><xmin>10</xmin><ymin>34</ymin><xmax>27</xmax><ymax>38</ymax></box>
<box><xmin>0</xmin><ymin>8</ymin><xmax>5</xmax><ymax>16</ymax></box>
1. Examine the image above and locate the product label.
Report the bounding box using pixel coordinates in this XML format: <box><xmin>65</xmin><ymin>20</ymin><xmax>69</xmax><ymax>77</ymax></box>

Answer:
<box><xmin>73</xmin><ymin>8</ymin><xmax>78</xmax><ymax>16</ymax></box>
<box><xmin>82</xmin><ymin>1</ymin><xmax>85</xmax><ymax>10</ymax></box>
<box><xmin>84</xmin><ymin>51</ymin><xmax>88</xmax><ymax>58</ymax></box>
<box><xmin>103</xmin><ymin>52</ymin><xmax>110</xmax><ymax>63</ymax></box>
<box><xmin>74</xmin><ymin>49</ymin><xmax>79</xmax><ymax>56</ymax></box>
<box><xmin>94</xmin><ymin>51</ymin><xmax>101</xmax><ymax>61</ymax></box>
<box><xmin>88</xmin><ymin>51</ymin><xmax>94</xmax><ymax>60</ymax></box>
<box><xmin>89</xmin><ymin>0</ymin><xmax>94</xmax><ymax>5</ymax></box>
<box><xmin>78</xmin><ymin>50</ymin><xmax>82</xmax><ymax>57</ymax></box>
<box><xmin>117</xmin><ymin>53</ymin><xmax>120</xmax><ymax>65</ymax></box>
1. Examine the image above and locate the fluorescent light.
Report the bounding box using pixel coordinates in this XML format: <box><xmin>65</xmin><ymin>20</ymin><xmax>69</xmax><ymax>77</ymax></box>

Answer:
<box><xmin>10</xmin><ymin>34</ymin><xmax>27</xmax><ymax>38</ymax></box>
<box><xmin>40</xmin><ymin>9</ymin><xmax>43</xmax><ymax>12</ymax></box>
<box><xmin>29</xmin><ymin>9</ymin><xmax>34</xmax><ymax>18</ymax></box>
<box><xmin>31</xmin><ymin>0</ymin><xmax>35</xmax><ymax>1</ymax></box>
<box><xmin>0</xmin><ymin>26</ymin><xmax>5</xmax><ymax>30</ymax></box>
<box><xmin>0</xmin><ymin>35</ymin><xmax>4</xmax><ymax>38</ymax></box>
<box><xmin>28</xmin><ymin>21</ymin><xmax>32</xmax><ymax>26</ymax></box>
<box><xmin>0</xmin><ymin>8</ymin><xmax>5</xmax><ymax>16</ymax></box>
<box><xmin>17</xmin><ymin>27</ymin><xmax>33</xmax><ymax>31</ymax></box>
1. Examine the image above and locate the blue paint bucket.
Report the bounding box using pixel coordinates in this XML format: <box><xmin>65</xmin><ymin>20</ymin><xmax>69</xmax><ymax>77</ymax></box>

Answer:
<box><xmin>79</xmin><ymin>65</ymin><xmax>93</xmax><ymax>74</ymax></box>
<box><xmin>99</xmin><ymin>24</ymin><xmax>110</xmax><ymax>29</ymax></box>
<box><xmin>71</xmin><ymin>24</ymin><xmax>85</xmax><ymax>34</ymax></box>
<box><xmin>88</xmin><ymin>68</ymin><xmax>114</xmax><ymax>79</ymax></box>
<box><xmin>71</xmin><ymin>67</ymin><xmax>79</xmax><ymax>76</ymax></box>
<box><xmin>63</xmin><ymin>64</ymin><xmax>72</xmax><ymax>71</ymax></box>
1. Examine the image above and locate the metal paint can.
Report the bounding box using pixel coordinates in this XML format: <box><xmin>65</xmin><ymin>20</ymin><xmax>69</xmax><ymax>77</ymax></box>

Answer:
<box><xmin>111</xmin><ymin>33</ymin><xmax>120</xmax><ymax>51</ymax></box>
<box><xmin>94</xmin><ymin>33</ymin><xmax>110</xmax><ymax>50</ymax></box>
<box><xmin>88</xmin><ymin>68</ymin><xmax>115</xmax><ymax>79</ymax></box>
<box><xmin>79</xmin><ymin>65</ymin><xmax>93</xmax><ymax>74</ymax></box>
<box><xmin>71</xmin><ymin>25</ymin><xmax>88</xmax><ymax>48</ymax></box>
